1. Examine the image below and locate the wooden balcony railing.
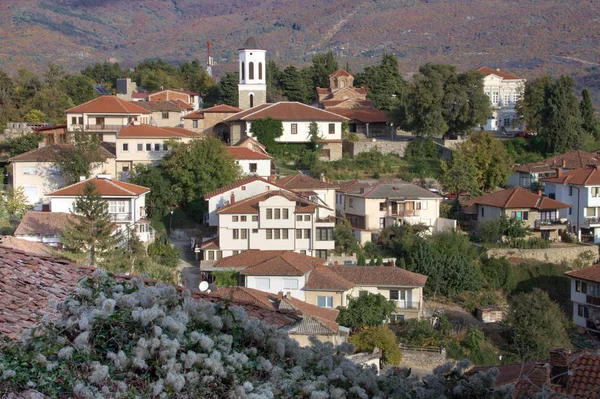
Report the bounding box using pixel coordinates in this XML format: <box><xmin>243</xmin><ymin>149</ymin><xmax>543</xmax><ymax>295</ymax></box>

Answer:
<box><xmin>391</xmin><ymin>209</ymin><xmax>419</xmax><ymax>217</ymax></box>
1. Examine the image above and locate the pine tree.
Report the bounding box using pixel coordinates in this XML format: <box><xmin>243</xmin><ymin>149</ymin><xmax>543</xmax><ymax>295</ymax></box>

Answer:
<box><xmin>62</xmin><ymin>182</ymin><xmax>121</xmax><ymax>266</ymax></box>
<box><xmin>280</xmin><ymin>66</ymin><xmax>311</xmax><ymax>103</ymax></box>
<box><xmin>219</xmin><ymin>72</ymin><xmax>239</xmax><ymax>107</ymax></box>
<box><xmin>580</xmin><ymin>88</ymin><xmax>599</xmax><ymax>136</ymax></box>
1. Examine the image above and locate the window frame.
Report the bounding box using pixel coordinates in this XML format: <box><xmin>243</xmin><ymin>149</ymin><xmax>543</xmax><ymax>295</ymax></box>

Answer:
<box><xmin>317</xmin><ymin>296</ymin><xmax>333</xmax><ymax>308</ymax></box>
<box><xmin>255</xmin><ymin>278</ymin><xmax>270</xmax><ymax>290</ymax></box>
<box><xmin>291</xmin><ymin>123</ymin><xmax>298</xmax><ymax>135</ymax></box>
<box><xmin>122</xmin><ymin>143</ymin><xmax>129</xmax><ymax>152</ymax></box>
<box><xmin>283</xmin><ymin>279</ymin><xmax>298</xmax><ymax>290</ymax></box>
<box><xmin>328</xmin><ymin>123</ymin><xmax>335</xmax><ymax>135</ymax></box>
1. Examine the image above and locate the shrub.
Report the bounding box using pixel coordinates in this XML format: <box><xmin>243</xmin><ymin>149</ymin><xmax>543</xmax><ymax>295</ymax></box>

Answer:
<box><xmin>357</xmin><ymin>252</ymin><xmax>367</xmax><ymax>266</ymax></box>
<box><xmin>363</xmin><ymin>241</ymin><xmax>381</xmax><ymax>258</ymax></box>
<box><xmin>394</xmin><ymin>319</ymin><xmax>443</xmax><ymax>347</ymax></box>
<box><xmin>147</xmin><ymin>240</ymin><xmax>180</xmax><ymax>268</ymax></box>
<box><xmin>212</xmin><ymin>269</ymin><xmax>240</xmax><ymax>287</ymax></box>
<box><xmin>376</xmin><ymin>255</ymin><xmax>384</xmax><ymax>265</ymax></box>
<box><xmin>480</xmin><ymin>256</ymin><xmax>517</xmax><ymax>291</ymax></box>
<box><xmin>336</xmin><ymin>293</ymin><xmax>397</xmax><ymax>329</ymax></box>
<box><xmin>350</xmin><ymin>326</ymin><xmax>402</xmax><ymax>366</ymax></box>
<box><xmin>464</xmin><ymin>326</ymin><xmax>485</xmax><ymax>352</ymax></box>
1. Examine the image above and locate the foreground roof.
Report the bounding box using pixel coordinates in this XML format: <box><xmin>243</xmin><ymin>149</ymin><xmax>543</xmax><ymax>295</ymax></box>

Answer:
<box><xmin>182</xmin><ymin>104</ymin><xmax>243</xmax><ymax>119</ymax></box>
<box><xmin>476</xmin><ymin>66</ymin><xmax>523</xmax><ymax>80</ymax></box>
<box><xmin>224</xmin><ymin>102</ymin><xmax>349</xmax><ymax>122</ymax></box>
<box><xmin>463</xmin><ymin>187</ymin><xmax>571</xmax><ymax>210</ymax></box>
<box><xmin>9</xmin><ymin>144</ymin><xmax>115</xmax><ymax>162</ymax></box>
<box><xmin>277</xmin><ymin>173</ymin><xmax>338</xmax><ymax>190</ymax></box>
<box><xmin>65</xmin><ymin>95</ymin><xmax>152</xmax><ymax>114</ymax></box>
<box><xmin>541</xmin><ymin>165</ymin><xmax>600</xmax><ymax>186</ymax></box>
<box><xmin>116</xmin><ymin>124</ymin><xmax>197</xmax><ymax>139</ymax></box>
<box><xmin>329</xmin><ymin>108</ymin><xmax>388</xmax><ymax>123</ymax></box>
<box><xmin>305</xmin><ymin>265</ymin><xmax>355</xmax><ymax>291</ymax></box>
<box><xmin>14</xmin><ymin>211</ymin><xmax>72</xmax><ymax>237</ymax></box>
<box><xmin>226</xmin><ymin>146</ymin><xmax>271</xmax><ymax>160</ymax></box>
<box><xmin>213</xmin><ymin>250</ymin><xmax>325</xmax><ymax>276</ymax></box>
<box><xmin>338</xmin><ymin>178</ymin><xmax>441</xmax><ymax>199</ymax></box>
<box><xmin>0</xmin><ymin>236</ymin><xmax>55</xmax><ymax>256</ymax></box>
<box><xmin>515</xmin><ymin>150</ymin><xmax>600</xmax><ymax>174</ymax></box>
<box><xmin>329</xmin><ymin>265</ymin><xmax>428</xmax><ymax>287</ymax></box>
<box><xmin>47</xmin><ymin>177</ymin><xmax>149</xmax><ymax>197</ymax></box>
<box><xmin>565</xmin><ymin>264</ymin><xmax>600</xmax><ymax>283</ymax></box>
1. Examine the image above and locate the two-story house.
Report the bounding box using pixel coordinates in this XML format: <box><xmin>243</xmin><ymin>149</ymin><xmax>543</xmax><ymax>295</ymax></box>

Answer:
<box><xmin>508</xmin><ymin>150</ymin><xmax>600</xmax><ymax>189</ymax></box>
<box><xmin>114</xmin><ymin>124</ymin><xmax>197</xmax><ymax>177</ymax></box>
<box><xmin>565</xmin><ymin>265</ymin><xmax>600</xmax><ymax>333</ymax></box>
<box><xmin>135</xmin><ymin>88</ymin><xmax>201</xmax><ymax>111</ymax></box>
<box><xmin>46</xmin><ymin>175</ymin><xmax>154</xmax><ymax>242</ymax></box>
<box><xmin>8</xmin><ymin>144</ymin><xmax>116</xmax><ymax>205</ymax></box>
<box><xmin>200</xmin><ymin>190</ymin><xmax>335</xmax><ymax>261</ymax></box>
<box><xmin>463</xmin><ymin>187</ymin><xmax>571</xmax><ymax>240</ymax></box>
<box><xmin>542</xmin><ymin>166</ymin><xmax>600</xmax><ymax>242</ymax></box>
<box><xmin>336</xmin><ymin>179</ymin><xmax>453</xmax><ymax>242</ymax></box>
<box><xmin>477</xmin><ymin>67</ymin><xmax>525</xmax><ymax>132</ymax></box>
<box><xmin>131</xmin><ymin>101</ymin><xmax>192</xmax><ymax>127</ymax></box>
<box><xmin>226</xmin><ymin>146</ymin><xmax>272</xmax><ymax>179</ymax></box>
<box><xmin>277</xmin><ymin>172</ymin><xmax>338</xmax><ymax>210</ymax></box>
<box><xmin>182</xmin><ymin>104</ymin><xmax>243</xmax><ymax>143</ymax></box>
<box><xmin>65</xmin><ymin>96</ymin><xmax>152</xmax><ymax>142</ymax></box>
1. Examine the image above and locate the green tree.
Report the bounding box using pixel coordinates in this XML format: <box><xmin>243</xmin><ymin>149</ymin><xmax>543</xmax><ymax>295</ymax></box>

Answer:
<box><xmin>580</xmin><ymin>88</ymin><xmax>599</xmax><ymax>136</ymax></box>
<box><xmin>81</xmin><ymin>61</ymin><xmax>128</xmax><ymax>87</ymax></box>
<box><xmin>148</xmin><ymin>240</ymin><xmax>181</xmax><ymax>268</ymax></box>
<box><xmin>516</xmin><ymin>75</ymin><xmax>552</xmax><ymax>133</ymax></box>
<box><xmin>357</xmin><ymin>252</ymin><xmax>367</xmax><ymax>266</ymax></box>
<box><xmin>427</xmin><ymin>230</ymin><xmax>479</xmax><ymax>261</ymax></box>
<box><xmin>441</xmin><ymin>149</ymin><xmax>479</xmax><ymax>196</ymax></box>
<box><xmin>480</xmin><ymin>256</ymin><xmax>517</xmax><ymax>291</ymax></box>
<box><xmin>334</xmin><ymin>218</ymin><xmax>359</xmax><ymax>254</ymax></box>
<box><xmin>179</xmin><ymin>59</ymin><xmax>216</xmax><ymax>96</ymax></box>
<box><xmin>163</xmin><ymin>137</ymin><xmax>241</xmax><ymax>207</ymax></box>
<box><xmin>213</xmin><ymin>269</ymin><xmax>240</xmax><ymax>287</ymax></box>
<box><xmin>311</xmin><ymin>51</ymin><xmax>338</xmax><ymax>89</ymax></box>
<box><xmin>128</xmin><ymin>164</ymin><xmax>173</xmax><ymax>218</ymax></box>
<box><xmin>61</xmin><ymin>182</ymin><xmax>121</xmax><ymax>266</ymax></box>
<box><xmin>336</xmin><ymin>293</ymin><xmax>397</xmax><ymax>329</ymax></box>
<box><xmin>60</xmin><ymin>74</ymin><xmax>97</xmax><ymax>105</ymax></box>
<box><xmin>280</xmin><ymin>65</ymin><xmax>311</xmax><ymax>103</ymax></box>
<box><xmin>219</xmin><ymin>72</ymin><xmax>239</xmax><ymax>107</ymax></box>
<box><xmin>349</xmin><ymin>326</ymin><xmax>402</xmax><ymax>366</ymax></box>
<box><xmin>266</xmin><ymin>60</ymin><xmax>285</xmax><ymax>102</ymax></box>
<box><xmin>376</xmin><ymin>255</ymin><xmax>384</xmax><ymax>266</ymax></box>
<box><xmin>2</xmin><ymin>133</ymin><xmax>44</xmax><ymax>157</ymax></box>
<box><xmin>508</xmin><ymin>289</ymin><xmax>571</xmax><ymax>361</ymax></box>
<box><xmin>405</xmin><ymin>137</ymin><xmax>439</xmax><ymax>158</ymax></box>
<box><xmin>53</xmin><ymin>132</ymin><xmax>105</xmax><ymax>184</ymax></box>
<box><xmin>249</xmin><ymin>118</ymin><xmax>284</xmax><ymax>154</ymax></box>
<box><xmin>464</xmin><ymin>326</ymin><xmax>485</xmax><ymax>352</ymax></box>
<box><xmin>3</xmin><ymin>186</ymin><xmax>29</xmax><ymax>220</ymax></box>
<box><xmin>308</xmin><ymin>121</ymin><xmax>323</xmax><ymax>152</ymax></box>
<box><xmin>23</xmin><ymin>109</ymin><xmax>48</xmax><ymax>123</ymax></box>
<box><xmin>355</xmin><ymin>53</ymin><xmax>406</xmax><ymax>111</ymax></box>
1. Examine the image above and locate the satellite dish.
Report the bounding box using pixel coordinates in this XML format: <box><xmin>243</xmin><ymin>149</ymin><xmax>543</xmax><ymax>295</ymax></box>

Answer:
<box><xmin>199</xmin><ymin>281</ymin><xmax>209</xmax><ymax>292</ymax></box>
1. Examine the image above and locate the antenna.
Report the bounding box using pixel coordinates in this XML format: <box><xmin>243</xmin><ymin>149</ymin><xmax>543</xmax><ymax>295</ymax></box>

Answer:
<box><xmin>199</xmin><ymin>281</ymin><xmax>209</xmax><ymax>292</ymax></box>
<box><xmin>206</xmin><ymin>41</ymin><xmax>213</xmax><ymax>77</ymax></box>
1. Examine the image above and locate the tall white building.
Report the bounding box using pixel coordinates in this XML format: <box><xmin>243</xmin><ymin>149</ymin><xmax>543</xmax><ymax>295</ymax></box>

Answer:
<box><xmin>477</xmin><ymin>67</ymin><xmax>525</xmax><ymax>132</ymax></box>
<box><xmin>238</xmin><ymin>37</ymin><xmax>267</xmax><ymax>110</ymax></box>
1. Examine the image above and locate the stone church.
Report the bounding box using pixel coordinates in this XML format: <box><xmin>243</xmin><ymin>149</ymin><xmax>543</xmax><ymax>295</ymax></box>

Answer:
<box><xmin>316</xmin><ymin>70</ymin><xmax>373</xmax><ymax>110</ymax></box>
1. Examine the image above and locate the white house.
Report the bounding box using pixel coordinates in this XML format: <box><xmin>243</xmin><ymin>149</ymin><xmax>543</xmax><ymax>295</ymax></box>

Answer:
<box><xmin>477</xmin><ymin>67</ymin><xmax>526</xmax><ymax>132</ymax></box>
<box><xmin>46</xmin><ymin>175</ymin><xmax>154</xmax><ymax>242</ymax></box>
<box><xmin>542</xmin><ymin>165</ymin><xmax>600</xmax><ymax>242</ymax></box>
<box><xmin>277</xmin><ymin>172</ymin><xmax>338</xmax><ymax>211</ymax></box>
<box><xmin>226</xmin><ymin>146</ymin><xmax>272</xmax><ymax>179</ymax></box>
<box><xmin>565</xmin><ymin>265</ymin><xmax>600</xmax><ymax>333</ymax></box>
<box><xmin>200</xmin><ymin>190</ymin><xmax>335</xmax><ymax>260</ymax></box>
<box><xmin>65</xmin><ymin>96</ymin><xmax>152</xmax><ymax>142</ymax></box>
<box><xmin>8</xmin><ymin>144</ymin><xmax>116</xmax><ymax>205</ymax></box>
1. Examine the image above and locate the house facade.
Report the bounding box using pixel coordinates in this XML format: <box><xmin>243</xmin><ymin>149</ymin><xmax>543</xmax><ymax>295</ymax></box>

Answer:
<box><xmin>477</xmin><ymin>67</ymin><xmax>525</xmax><ymax>132</ymax></box>
<box><xmin>65</xmin><ymin>96</ymin><xmax>152</xmax><ymax>142</ymax></box>
<box><xmin>329</xmin><ymin>108</ymin><xmax>389</xmax><ymax>139</ymax></box>
<box><xmin>13</xmin><ymin>211</ymin><xmax>72</xmax><ymax>248</ymax></box>
<box><xmin>463</xmin><ymin>187</ymin><xmax>571</xmax><ymax>240</ymax></box>
<box><xmin>182</xmin><ymin>104</ymin><xmax>243</xmax><ymax>143</ymax></box>
<box><xmin>131</xmin><ymin>100</ymin><xmax>192</xmax><ymax>127</ymax></box>
<box><xmin>226</xmin><ymin>146</ymin><xmax>272</xmax><ymax>179</ymax></box>
<box><xmin>565</xmin><ymin>266</ymin><xmax>600</xmax><ymax>333</ymax></box>
<box><xmin>8</xmin><ymin>144</ymin><xmax>116</xmax><ymax>205</ymax></box>
<box><xmin>276</xmin><ymin>173</ymin><xmax>338</xmax><ymax>210</ymax></box>
<box><xmin>46</xmin><ymin>176</ymin><xmax>154</xmax><ymax>242</ymax></box>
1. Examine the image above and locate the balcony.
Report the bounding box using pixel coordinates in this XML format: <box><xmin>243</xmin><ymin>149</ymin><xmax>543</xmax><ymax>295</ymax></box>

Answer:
<box><xmin>583</xmin><ymin>217</ymin><xmax>600</xmax><ymax>227</ymax></box>
<box><xmin>109</xmin><ymin>213</ymin><xmax>131</xmax><ymax>222</ymax></box>
<box><xmin>587</xmin><ymin>296</ymin><xmax>600</xmax><ymax>306</ymax></box>
<box><xmin>70</xmin><ymin>124</ymin><xmax>126</xmax><ymax>132</ymax></box>
<box><xmin>391</xmin><ymin>209</ymin><xmax>419</xmax><ymax>217</ymax></box>
<box><xmin>392</xmin><ymin>300</ymin><xmax>420</xmax><ymax>311</ymax></box>
<box><xmin>534</xmin><ymin>219</ymin><xmax>568</xmax><ymax>230</ymax></box>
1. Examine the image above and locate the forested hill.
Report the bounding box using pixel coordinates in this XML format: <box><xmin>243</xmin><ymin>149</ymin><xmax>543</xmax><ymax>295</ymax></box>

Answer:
<box><xmin>1</xmin><ymin>0</ymin><xmax>600</xmax><ymax>100</ymax></box>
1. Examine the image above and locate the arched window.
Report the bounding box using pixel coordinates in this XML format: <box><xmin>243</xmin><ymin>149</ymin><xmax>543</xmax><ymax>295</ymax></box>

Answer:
<box><xmin>339</xmin><ymin>79</ymin><xmax>345</xmax><ymax>88</ymax></box>
<box><xmin>250</xmin><ymin>94</ymin><xmax>254</xmax><ymax>108</ymax></box>
<box><xmin>258</xmin><ymin>62</ymin><xmax>263</xmax><ymax>80</ymax></box>
<box><xmin>249</xmin><ymin>62</ymin><xmax>254</xmax><ymax>80</ymax></box>
<box><xmin>241</xmin><ymin>62</ymin><xmax>245</xmax><ymax>81</ymax></box>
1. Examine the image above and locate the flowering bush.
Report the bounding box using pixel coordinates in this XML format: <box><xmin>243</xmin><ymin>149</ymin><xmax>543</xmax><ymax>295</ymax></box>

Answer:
<box><xmin>0</xmin><ymin>271</ymin><xmax>510</xmax><ymax>398</ymax></box>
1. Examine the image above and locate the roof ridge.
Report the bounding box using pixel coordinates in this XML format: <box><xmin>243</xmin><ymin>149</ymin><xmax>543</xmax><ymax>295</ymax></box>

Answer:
<box><xmin>65</xmin><ymin>95</ymin><xmax>110</xmax><ymax>113</ymax></box>
<box><xmin>106</xmin><ymin>179</ymin><xmax>136</xmax><ymax>196</ymax></box>
<box><xmin>504</xmin><ymin>187</ymin><xmax>520</xmax><ymax>207</ymax></box>
<box><xmin>239</xmin><ymin>103</ymin><xmax>277</xmax><ymax>120</ymax></box>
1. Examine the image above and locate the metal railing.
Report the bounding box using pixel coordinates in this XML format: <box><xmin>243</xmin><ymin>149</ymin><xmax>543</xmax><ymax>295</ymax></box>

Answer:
<box><xmin>534</xmin><ymin>219</ymin><xmax>567</xmax><ymax>229</ymax></box>
<box><xmin>109</xmin><ymin>213</ymin><xmax>131</xmax><ymax>222</ymax></box>
<box><xmin>393</xmin><ymin>300</ymin><xmax>420</xmax><ymax>310</ymax></box>
<box><xmin>391</xmin><ymin>209</ymin><xmax>419</xmax><ymax>217</ymax></box>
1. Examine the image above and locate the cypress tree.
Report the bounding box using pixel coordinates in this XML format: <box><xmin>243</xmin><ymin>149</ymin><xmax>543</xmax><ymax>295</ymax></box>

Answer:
<box><xmin>580</xmin><ymin>88</ymin><xmax>599</xmax><ymax>136</ymax></box>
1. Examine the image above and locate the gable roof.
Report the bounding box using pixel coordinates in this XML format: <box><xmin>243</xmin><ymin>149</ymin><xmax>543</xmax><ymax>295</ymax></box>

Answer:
<box><xmin>66</xmin><ymin>95</ymin><xmax>152</xmax><ymax>114</ymax></box>
<box><xmin>463</xmin><ymin>187</ymin><xmax>571</xmax><ymax>210</ymax></box>
<box><xmin>305</xmin><ymin>265</ymin><xmax>355</xmax><ymax>291</ymax></box>
<box><xmin>329</xmin><ymin>265</ymin><xmax>428</xmax><ymax>287</ymax></box>
<box><xmin>515</xmin><ymin>150</ymin><xmax>600</xmax><ymax>174</ymax></box>
<box><xmin>277</xmin><ymin>173</ymin><xmax>338</xmax><ymax>190</ymax></box>
<box><xmin>204</xmin><ymin>175</ymin><xmax>287</xmax><ymax>199</ymax></box>
<box><xmin>0</xmin><ymin>236</ymin><xmax>55</xmax><ymax>256</ymax></box>
<box><xmin>226</xmin><ymin>146</ymin><xmax>271</xmax><ymax>160</ymax></box>
<box><xmin>213</xmin><ymin>250</ymin><xmax>325</xmax><ymax>276</ymax></box>
<box><xmin>9</xmin><ymin>144</ymin><xmax>115</xmax><ymax>162</ymax></box>
<box><xmin>183</xmin><ymin>104</ymin><xmax>243</xmax><ymax>119</ymax></box>
<box><xmin>328</xmin><ymin>108</ymin><xmax>388</xmax><ymax>123</ymax></box>
<box><xmin>223</xmin><ymin>102</ymin><xmax>349</xmax><ymax>122</ymax></box>
<box><xmin>476</xmin><ymin>66</ymin><xmax>522</xmax><ymax>80</ymax></box>
<box><xmin>215</xmin><ymin>190</ymin><xmax>323</xmax><ymax>215</ymax></box>
<box><xmin>130</xmin><ymin>100</ymin><xmax>186</xmax><ymax>112</ymax></box>
<box><xmin>541</xmin><ymin>165</ymin><xmax>600</xmax><ymax>186</ymax></box>
<box><xmin>14</xmin><ymin>211</ymin><xmax>72</xmax><ymax>237</ymax></box>
<box><xmin>338</xmin><ymin>178</ymin><xmax>441</xmax><ymax>199</ymax></box>
<box><xmin>565</xmin><ymin>264</ymin><xmax>600</xmax><ymax>283</ymax></box>
<box><xmin>234</xmin><ymin>136</ymin><xmax>269</xmax><ymax>155</ymax></box>
<box><xmin>47</xmin><ymin>177</ymin><xmax>149</xmax><ymax>197</ymax></box>
<box><xmin>116</xmin><ymin>124</ymin><xmax>197</xmax><ymax>139</ymax></box>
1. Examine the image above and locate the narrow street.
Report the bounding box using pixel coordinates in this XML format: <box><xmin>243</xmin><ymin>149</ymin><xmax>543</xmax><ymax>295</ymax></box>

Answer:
<box><xmin>169</xmin><ymin>236</ymin><xmax>201</xmax><ymax>291</ymax></box>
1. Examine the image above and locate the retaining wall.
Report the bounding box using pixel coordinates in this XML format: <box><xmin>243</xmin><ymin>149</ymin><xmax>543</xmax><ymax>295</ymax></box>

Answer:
<box><xmin>486</xmin><ymin>245</ymin><xmax>598</xmax><ymax>264</ymax></box>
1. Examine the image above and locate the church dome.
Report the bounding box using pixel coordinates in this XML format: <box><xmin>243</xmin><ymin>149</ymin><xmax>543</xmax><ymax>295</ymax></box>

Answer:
<box><xmin>239</xmin><ymin>36</ymin><xmax>262</xmax><ymax>50</ymax></box>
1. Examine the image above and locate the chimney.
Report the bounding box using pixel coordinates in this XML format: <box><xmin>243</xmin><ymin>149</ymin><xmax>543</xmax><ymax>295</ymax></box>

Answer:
<box><xmin>549</xmin><ymin>348</ymin><xmax>570</xmax><ymax>387</ymax></box>
<box><xmin>528</xmin><ymin>363</ymin><xmax>550</xmax><ymax>389</ymax></box>
<box><xmin>230</xmin><ymin>192</ymin><xmax>235</xmax><ymax>204</ymax></box>
<box><xmin>562</xmin><ymin>160</ymin><xmax>566</xmax><ymax>168</ymax></box>
<box><xmin>556</xmin><ymin>168</ymin><xmax>562</xmax><ymax>178</ymax></box>
<box><xmin>97</xmin><ymin>174</ymin><xmax>111</xmax><ymax>180</ymax></box>
<box><xmin>79</xmin><ymin>176</ymin><xmax>86</xmax><ymax>182</ymax></box>
<box><xmin>285</xmin><ymin>292</ymin><xmax>292</xmax><ymax>299</ymax></box>
<box><xmin>269</xmin><ymin>174</ymin><xmax>276</xmax><ymax>183</ymax></box>
<box><xmin>537</xmin><ymin>189</ymin><xmax>543</xmax><ymax>196</ymax></box>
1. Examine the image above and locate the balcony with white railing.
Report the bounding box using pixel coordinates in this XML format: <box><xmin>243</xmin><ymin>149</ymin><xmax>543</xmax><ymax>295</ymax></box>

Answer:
<box><xmin>534</xmin><ymin>219</ymin><xmax>568</xmax><ymax>230</ymax></box>
<box><xmin>392</xmin><ymin>300</ymin><xmax>420</xmax><ymax>311</ymax></box>
<box><xmin>109</xmin><ymin>213</ymin><xmax>132</xmax><ymax>222</ymax></box>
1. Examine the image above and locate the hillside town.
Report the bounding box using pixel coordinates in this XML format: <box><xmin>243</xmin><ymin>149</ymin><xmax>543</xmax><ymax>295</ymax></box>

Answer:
<box><xmin>1</xmin><ymin>35</ymin><xmax>600</xmax><ymax>398</ymax></box>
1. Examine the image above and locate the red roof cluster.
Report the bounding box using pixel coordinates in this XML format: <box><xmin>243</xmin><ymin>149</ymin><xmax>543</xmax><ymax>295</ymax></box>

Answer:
<box><xmin>224</xmin><ymin>102</ymin><xmax>348</xmax><ymax>122</ymax></box>
<box><xmin>183</xmin><ymin>104</ymin><xmax>243</xmax><ymax>119</ymax></box>
<box><xmin>66</xmin><ymin>96</ymin><xmax>152</xmax><ymax>114</ymax></box>
<box><xmin>462</xmin><ymin>187</ymin><xmax>571</xmax><ymax>210</ymax></box>
<box><xmin>277</xmin><ymin>172</ymin><xmax>338</xmax><ymax>190</ymax></box>
<box><xmin>48</xmin><ymin>177</ymin><xmax>149</xmax><ymax>197</ymax></box>
<box><xmin>565</xmin><ymin>264</ymin><xmax>600</xmax><ymax>283</ymax></box>
<box><xmin>541</xmin><ymin>165</ymin><xmax>600</xmax><ymax>186</ymax></box>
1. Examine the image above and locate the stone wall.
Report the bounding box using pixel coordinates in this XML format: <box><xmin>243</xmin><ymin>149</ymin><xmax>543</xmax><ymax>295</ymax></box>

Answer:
<box><xmin>486</xmin><ymin>245</ymin><xmax>598</xmax><ymax>264</ymax></box>
<box><xmin>398</xmin><ymin>346</ymin><xmax>447</xmax><ymax>377</ymax></box>
<box><xmin>343</xmin><ymin>140</ymin><xmax>410</xmax><ymax>158</ymax></box>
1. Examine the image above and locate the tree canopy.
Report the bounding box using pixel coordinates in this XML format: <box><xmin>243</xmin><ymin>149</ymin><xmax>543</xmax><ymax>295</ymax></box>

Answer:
<box><xmin>128</xmin><ymin>164</ymin><xmax>173</xmax><ymax>219</ymax></box>
<box><xmin>53</xmin><ymin>132</ymin><xmax>106</xmax><ymax>185</ymax></box>
<box><xmin>355</xmin><ymin>53</ymin><xmax>406</xmax><ymax>111</ymax></box>
<box><xmin>336</xmin><ymin>293</ymin><xmax>397</xmax><ymax>329</ymax></box>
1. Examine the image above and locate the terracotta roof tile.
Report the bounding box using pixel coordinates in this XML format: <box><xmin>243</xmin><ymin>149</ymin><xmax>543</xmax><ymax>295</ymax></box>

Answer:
<box><xmin>305</xmin><ymin>266</ymin><xmax>355</xmax><ymax>291</ymax></box>
<box><xmin>216</xmin><ymin>190</ymin><xmax>321</xmax><ymax>215</ymax></box>
<box><xmin>0</xmin><ymin>236</ymin><xmax>55</xmax><ymax>256</ymax></box>
<box><xmin>47</xmin><ymin>177</ymin><xmax>149</xmax><ymax>197</ymax></box>
<box><xmin>9</xmin><ymin>144</ymin><xmax>115</xmax><ymax>162</ymax></box>
<box><xmin>224</xmin><ymin>102</ymin><xmax>348</xmax><ymax>122</ymax></box>
<box><xmin>148</xmin><ymin>88</ymin><xmax>200</xmax><ymax>96</ymax></box>
<box><xmin>541</xmin><ymin>165</ymin><xmax>600</xmax><ymax>186</ymax></box>
<box><xmin>463</xmin><ymin>187</ymin><xmax>571</xmax><ymax>210</ymax></box>
<box><xmin>213</xmin><ymin>250</ymin><xmax>325</xmax><ymax>276</ymax></box>
<box><xmin>329</xmin><ymin>69</ymin><xmax>353</xmax><ymax>78</ymax></box>
<box><xmin>199</xmin><ymin>236</ymin><xmax>219</xmax><ymax>250</ymax></box>
<box><xmin>515</xmin><ymin>150</ymin><xmax>600</xmax><ymax>174</ymax></box>
<box><xmin>203</xmin><ymin>175</ymin><xmax>287</xmax><ymax>199</ymax></box>
<box><xmin>116</xmin><ymin>124</ymin><xmax>197</xmax><ymax>139</ymax></box>
<box><xmin>338</xmin><ymin>178</ymin><xmax>441</xmax><ymax>199</ymax></box>
<box><xmin>66</xmin><ymin>95</ymin><xmax>152</xmax><ymax>114</ymax></box>
<box><xmin>14</xmin><ymin>211</ymin><xmax>72</xmax><ymax>237</ymax></box>
<box><xmin>323</xmin><ymin>99</ymin><xmax>375</xmax><ymax>109</ymax></box>
<box><xmin>565</xmin><ymin>264</ymin><xmax>600</xmax><ymax>283</ymax></box>
<box><xmin>226</xmin><ymin>146</ymin><xmax>271</xmax><ymax>160</ymax></box>
<box><xmin>277</xmin><ymin>173</ymin><xmax>338</xmax><ymax>190</ymax></box>
<box><xmin>182</xmin><ymin>104</ymin><xmax>243</xmax><ymax>119</ymax></box>
<box><xmin>130</xmin><ymin>100</ymin><xmax>186</xmax><ymax>112</ymax></box>
<box><xmin>476</xmin><ymin>66</ymin><xmax>523</xmax><ymax>80</ymax></box>
<box><xmin>329</xmin><ymin>265</ymin><xmax>428</xmax><ymax>287</ymax></box>
<box><xmin>328</xmin><ymin>108</ymin><xmax>388</xmax><ymax>123</ymax></box>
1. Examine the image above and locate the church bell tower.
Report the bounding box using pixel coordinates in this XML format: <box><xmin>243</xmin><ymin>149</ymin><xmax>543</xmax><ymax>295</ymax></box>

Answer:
<box><xmin>238</xmin><ymin>37</ymin><xmax>267</xmax><ymax>109</ymax></box>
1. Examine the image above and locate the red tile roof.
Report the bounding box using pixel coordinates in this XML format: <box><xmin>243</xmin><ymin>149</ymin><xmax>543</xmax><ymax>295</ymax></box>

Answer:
<box><xmin>47</xmin><ymin>177</ymin><xmax>149</xmax><ymax>197</ymax></box>
<box><xmin>129</xmin><ymin>100</ymin><xmax>188</xmax><ymax>112</ymax></box>
<box><xmin>9</xmin><ymin>144</ymin><xmax>115</xmax><ymax>162</ymax></box>
<box><xmin>329</xmin><ymin>69</ymin><xmax>353</xmax><ymax>78</ymax></box>
<box><xmin>329</xmin><ymin>108</ymin><xmax>388</xmax><ymax>123</ymax></box>
<box><xmin>216</xmin><ymin>190</ymin><xmax>320</xmax><ymax>215</ymax></box>
<box><xmin>199</xmin><ymin>236</ymin><xmax>219</xmax><ymax>250</ymax></box>
<box><xmin>148</xmin><ymin>88</ymin><xmax>200</xmax><ymax>96</ymax></box>
<box><xmin>476</xmin><ymin>66</ymin><xmax>523</xmax><ymax>80</ymax></box>
<box><xmin>183</xmin><ymin>104</ymin><xmax>243</xmax><ymax>119</ymax></box>
<box><xmin>204</xmin><ymin>175</ymin><xmax>287</xmax><ymax>199</ymax></box>
<box><xmin>116</xmin><ymin>124</ymin><xmax>197</xmax><ymax>138</ymax></box>
<box><xmin>305</xmin><ymin>265</ymin><xmax>355</xmax><ymax>291</ymax></box>
<box><xmin>0</xmin><ymin>236</ymin><xmax>55</xmax><ymax>256</ymax></box>
<box><xmin>226</xmin><ymin>146</ymin><xmax>271</xmax><ymax>160</ymax></box>
<box><xmin>541</xmin><ymin>165</ymin><xmax>600</xmax><ymax>186</ymax></box>
<box><xmin>462</xmin><ymin>187</ymin><xmax>571</xmax><ymax>210</ymax></box>
<box><xmin>14</xmin><ymin>211</ymin><xmax>72</xmax><ymax>237</ymax></box>
<box><xmin>277</xmin><ymin>173</ymin><xmax>338</xmax><ymax>190</ymax></box>
<box><xmin>171</xmin><ymin>99</ymin><xmax>194</xmax><ymax>111</ymax></box>
<box><xmin>279</xmin><ymin>295</ymin><xmax>341</xmax><ymax>333</ymax></box>
<box><xmin>224</xmin><ymin>102</ymin><xmax>349</xmax><ymax>122</ymax></box>
<box><xmin>565</xmin><ymin>264</ymin><xmax>600</xmax><ymax>283</ymax></box>
<box><xmin>322</xmin><ymin>99</ymin><xmax>374</xmax><ymax>108</ymax></box>
<box><xmin>65</xmin><ymin>95</ymin><xmax>152</xmax><ymax>114</ymax></box>
<box><xmin>515</xmin><ymin>150</ymin><xmax>600</xmax><ymax>174</ymax></box>
<box><xmin>213</xmin><ymin>250</ymin><xmax>325</xmax><ymax>276</ymax></box>
<box><xmin>329</xmin><ymin>265</ymin><xmax>428</xmax><ymax>287</ymax></box>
